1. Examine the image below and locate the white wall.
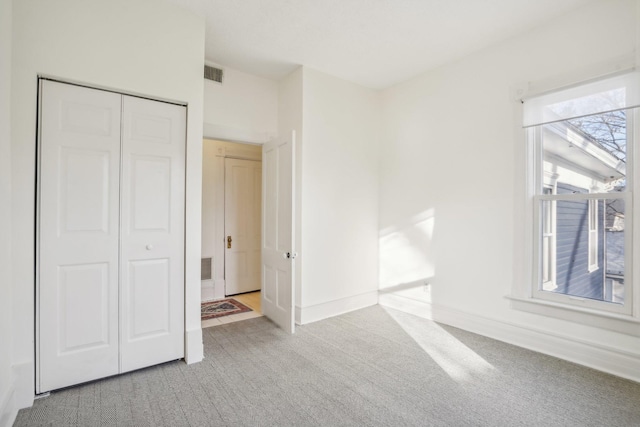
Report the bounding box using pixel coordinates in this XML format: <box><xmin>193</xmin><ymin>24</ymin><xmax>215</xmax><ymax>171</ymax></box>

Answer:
<box><xmin>11</xmin><ymin>0</ymin><xmax>205</xmax><ymax>410</ymax></box>
<box><xmin>379</xmin><ymin>0</ymin><xmax>640</xmax><ymax>380</ymax></box>
<box><xmin>277</xmin><ymin>68</ymin><xmax>304</xmax><ymax>311</ymax></box>
<box><xmin>201</xmin><ymin>140</ymin><xmax>223</xmax><ymax>301</ymax></box>
<box><xmin>298</xmin><ymin>68</ymin><xmax>380</xmax><ymax>323</ymax></box>
<box><xmin>203</xmin><ymin>65</ymin><xmax>278</xmax><ymax>144</ymax></box>
<box><xmin>0</xmin><ymin>0</ymin><xmax>14</xmax><ymax>423</ymax></box>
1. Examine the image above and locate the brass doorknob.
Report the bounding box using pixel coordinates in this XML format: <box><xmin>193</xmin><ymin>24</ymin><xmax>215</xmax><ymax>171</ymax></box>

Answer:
<box><xmin>227</xmin><ymin>235</ymin><xmax>232</xmax><ymax>249</ymax></box>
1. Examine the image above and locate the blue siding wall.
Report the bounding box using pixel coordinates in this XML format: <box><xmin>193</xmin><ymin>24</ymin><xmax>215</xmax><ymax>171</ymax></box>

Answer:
<box><xmin>554</xmin><ymin>183</ymin><xmax>604</xmax><ymax>300</ymax></box>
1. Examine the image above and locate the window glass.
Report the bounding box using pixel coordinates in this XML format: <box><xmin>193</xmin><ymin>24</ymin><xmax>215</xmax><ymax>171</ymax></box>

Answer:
<box><xmin>535</xmin><ymin>108</ymin><xmax>628</xmax><ymax>307</ymax></box>
<box><xmin>539</xmin><ymin>198</ymin><xmax>623</xmax><ymax>304</ymax></box>
<box><xmin>540</xmin><ymin>111</ymin><xmax>626</xmax><ymax>194</ymax></box>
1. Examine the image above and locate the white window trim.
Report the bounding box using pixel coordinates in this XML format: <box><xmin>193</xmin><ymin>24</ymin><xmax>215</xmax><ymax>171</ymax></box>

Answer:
<box><xmin>587</xmin><ymin>198</ymin><xmax>599</xmax><ymax>273</ymax></box>
<box><xmin>510</xmin><ymin>78</ymin><xmax>640</xmax><ymax>330</ymax></box>
<box><xmin>541</xmin><ymin>182</ymin><xmax>557</xmax><ymax>290</ymax></box>
<box><xmin>529</xmin><ymin>119</ymin><xmax>632</xmax><ymax>315</ymax></box>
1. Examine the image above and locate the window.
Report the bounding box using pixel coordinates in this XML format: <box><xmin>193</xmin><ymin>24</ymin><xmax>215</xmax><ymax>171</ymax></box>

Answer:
<box><xmin>523</xmin><ymin>72</ymin><xmax>638</xmax><ymax>316</ymax></box>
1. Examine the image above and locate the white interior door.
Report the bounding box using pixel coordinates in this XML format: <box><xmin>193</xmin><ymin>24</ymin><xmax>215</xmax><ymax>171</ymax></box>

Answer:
<box><xmin>119</xmin><ymin>95</ymin><xmax>185</xmax><ymax>373</ymax></box>
<box><xmin>225</xmin><ymin>158</ymin><xmax>262</xmax><ymax>296</ymax></box>
<box><xmin>261</xmin><ymin>132</ymin><xmax>296</xmax><ymax>333</ymax></box>
<box><xmin>38</xmin><ymin>80</ymin><xmax>121</xmax><ymax>392</ymax></box>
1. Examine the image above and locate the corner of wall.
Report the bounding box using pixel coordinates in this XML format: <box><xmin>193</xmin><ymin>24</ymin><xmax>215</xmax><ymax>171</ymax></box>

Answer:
<box><xmin>295</xmin><ymin>305</ymin><xmax>302</xmax><ymax>325</ymax></box>
<box><xmin>0</xmin><ymin>361</ymin><xmax>34</xmax><ymax>427</ymax></box>
<box><xmin>0</xmin><ymin>384</ymin><xmax>17</xmax><ymax>427</ymax></box>
<box><xmin>298</xmin><ymin>291</ymin><xmax>378</xmax><ymax>324</ymax></box>
<box><xmin>11</xmin><ymin>362</ymin><xmax>32</xmax><ymax>411</ymax></box>
<box><xmin>185</xmin><ymin>328</ymin><xmax>204</xmax><ymax>364</ymax></box>
<box><xmin>0</xmin><ymin>0</ymin><xmax>16</xmax><ymax>423</ymax></box>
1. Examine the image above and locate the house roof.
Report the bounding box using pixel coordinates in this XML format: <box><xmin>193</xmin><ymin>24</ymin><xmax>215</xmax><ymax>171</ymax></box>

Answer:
<box><xmin>544</xmin><ymin>121</ymin><xmax>626</xmax><ymax>184</ymax></box>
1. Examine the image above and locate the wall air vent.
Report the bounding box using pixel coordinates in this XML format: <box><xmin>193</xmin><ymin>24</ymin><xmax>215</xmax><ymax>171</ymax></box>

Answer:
<box><xmin>201</xmin><ymin>257</ymin><xmax>212</xmax><ymax>280</ymax></box>
<box><xmin>204</xmin><ymin>65</ymin><xmax>224</xmax><ymax>84</ymax></box>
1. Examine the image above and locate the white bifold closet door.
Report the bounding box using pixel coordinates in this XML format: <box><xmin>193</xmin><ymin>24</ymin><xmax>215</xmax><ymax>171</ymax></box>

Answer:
<box><xmin>37</xmin><ymin>80</ymin><xmax>185</xmax><ymax>393</ymax></box>
<box><xmin>119</xmin><ymin>95</ymin><xmax>185</xmax><ymax>373</ymax></box>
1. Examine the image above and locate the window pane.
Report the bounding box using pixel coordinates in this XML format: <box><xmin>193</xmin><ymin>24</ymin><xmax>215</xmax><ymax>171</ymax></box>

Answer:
<box><xmin>539</xmin><ymin>110</ymin><xmax>627</xmax><ymax>194</ymax></box>
<box><xmin>540</xmin><ymin>198</ymin><xmax>625</xmax><ymax>304</ymax></box>
<box><xmin>541</xmin><ymin>199</ymin><xmax>554</xmax><ymax>287</ymax></box>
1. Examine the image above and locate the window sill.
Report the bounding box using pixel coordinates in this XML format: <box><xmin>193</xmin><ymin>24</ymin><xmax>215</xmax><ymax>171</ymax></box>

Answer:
<box><xmin>506</xmin><ymin>295</ymin><xmax>640</xmax><ymax>337</ymax></box>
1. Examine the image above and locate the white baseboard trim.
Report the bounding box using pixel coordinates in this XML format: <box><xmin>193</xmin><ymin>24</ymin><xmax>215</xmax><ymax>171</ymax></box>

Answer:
<box><xmin>0</xmin><ymin>362</ymin><xmax>35</xmax><ymax>427</ymax></box>
<box><xmin>295</xmin><ymin>306</ymin><xmax>302</xmax><ymax>326</ymax></box>
<box><xmin>201</xmin><ymin>280</ymin><xmax>216</xmax><ymax>303</ymax></box>
<box><xmin>0</xmin><ymin>360</ymin><xmax>34</xmax><ymax>427</ymax></box>
<box><xmin>12</xmin><ymin>362</ymin><xmax>32</xmax><ymax>411</ymax></box>
<box><xmin>0</xmin><ymin>381</ymin><xmax>16</xmax><ymax>427</ymax></box>
<box><xmin>298</xmin><ymin>291</ymin><xmax>378</xmax><ymax>325</ymax></box>
<box><xmin>378</xmin><ymin>293</ymin><xmax>434</xmax><ymax>319</ymax></box>
<box><xmin>379</xmin><ymin>293</ymin><xmax>640</xmax><ymax>383</ymax></box>
<box><xmin>185</xmin><ymin>327</ymin><xmax>204</xmax><ymax>364</ymax></box>
<box><xmin>213</xmin><ymin>279</ymin><xmax>225</xmax><ymax>300</ymax></box>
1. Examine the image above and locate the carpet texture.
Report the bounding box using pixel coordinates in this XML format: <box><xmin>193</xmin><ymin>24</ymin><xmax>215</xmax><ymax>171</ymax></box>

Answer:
<box><xmin>14</xmin><ymin>305</ymin><xmax>640</xmax><ymax>426</ymax></box>
<box><xmin>201</xmin><ymin>298</ymin><xmax>252</xmax><ymax>320</ymax></box>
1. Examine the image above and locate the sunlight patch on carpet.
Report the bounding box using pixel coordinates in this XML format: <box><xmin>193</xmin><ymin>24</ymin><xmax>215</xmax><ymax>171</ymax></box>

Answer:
<box><xmin>382</xmin><ymin>305</ymin><xmax>495</xmax><ymax>383</ymax></box>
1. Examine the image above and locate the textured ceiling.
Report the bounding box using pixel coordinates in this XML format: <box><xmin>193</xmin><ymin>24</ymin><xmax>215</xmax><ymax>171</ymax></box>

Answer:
<box><xmin>168</xmin><ymin>0</ymin><xmax>595</xmax><ymax>89</ymax></box>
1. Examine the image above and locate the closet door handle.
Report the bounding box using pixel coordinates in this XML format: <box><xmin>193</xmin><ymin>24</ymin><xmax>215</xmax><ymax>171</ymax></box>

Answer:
<box><xmin>146</xmin><ymin>244</ymin><xmax>154</xmax><ymax>250</ymax></box>
<box><xmin>227</xmin><ymin>236</ymin><xmax>232</xmax><ymax>249</ymax></box>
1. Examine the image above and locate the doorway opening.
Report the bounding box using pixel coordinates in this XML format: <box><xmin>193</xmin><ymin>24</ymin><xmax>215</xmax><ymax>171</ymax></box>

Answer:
<box><xmin>201</xmin><ymin>139</ymin><xmax>264</xmax><ymax>327</ymax></box>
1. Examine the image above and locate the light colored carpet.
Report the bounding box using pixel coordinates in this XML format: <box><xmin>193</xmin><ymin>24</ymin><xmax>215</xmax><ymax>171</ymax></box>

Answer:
<box><xmin>14</xmin><ymin>305</ymin><xmax>640</xmax><ymax>426</ymax></box>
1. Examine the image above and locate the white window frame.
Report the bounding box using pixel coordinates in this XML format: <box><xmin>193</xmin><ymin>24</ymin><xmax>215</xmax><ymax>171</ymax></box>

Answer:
<box><xmin>587</xmin><ymin>198</ymin><xmax>599</xmax><ymax>273</ymax></box>
<box><xmin>511</xmin><ymin>72</ymin><xmax>640</xmax><ymax>325</ymax></box>
<box><xmin>541</xmin><ymin>184</ymin><xmax>557</xmax><ymax>290</ymax></box>
<box><xmin>530</xmin><ymin>120</ymin><xmax>633</xmax><ymax>316</ymax></box>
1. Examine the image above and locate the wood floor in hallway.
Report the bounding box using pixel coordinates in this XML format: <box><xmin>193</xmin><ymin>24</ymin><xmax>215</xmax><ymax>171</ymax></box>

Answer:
<box><xmin>232</xmin><ymin>291</ymin><xmax>261</xmax><ymax>313</ymax></box>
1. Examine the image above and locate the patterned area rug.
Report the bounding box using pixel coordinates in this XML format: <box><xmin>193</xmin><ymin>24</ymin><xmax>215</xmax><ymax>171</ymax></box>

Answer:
<box><xmin>201</xmin><ymin>298</ymin><xmax>252</xmax><ymax>320</ymax></box>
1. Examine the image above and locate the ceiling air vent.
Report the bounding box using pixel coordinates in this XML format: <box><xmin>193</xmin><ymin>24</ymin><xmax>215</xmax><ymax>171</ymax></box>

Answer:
<box><xmin>204</xmin><ymin>65</ymin><xmax>224</xmax><ymax>84</ymax></box>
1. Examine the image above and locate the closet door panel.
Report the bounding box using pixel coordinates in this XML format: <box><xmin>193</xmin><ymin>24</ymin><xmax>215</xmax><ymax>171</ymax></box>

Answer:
<box><xmin>130</xmin><ymin>155</ymin><xmax>172</xmax><ymax>231</ymax></box>
<box><xmin>120</xmin><ymin>96</ymin><xmax>185</xmax><ymax>373</ymax></box>
<box><xmin>128</xmin><ymin>259</ymin><xmax>170</xmax><ymax>339</ymax></box>
<box><xmin>38</xmin><ymin>80</ymin><xmax>121</xmax><ymax>393</ymax></box>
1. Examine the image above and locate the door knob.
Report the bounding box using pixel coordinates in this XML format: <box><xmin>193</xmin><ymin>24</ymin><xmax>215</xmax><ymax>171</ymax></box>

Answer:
<box><xmin>146</xmin><ymin>244</ymin><xmax>154</xmax><ymax>250</ymax></box>
<box><xmin>227</xmin><ymin>236</ymin><xmax>232</xmax><ymax>249</ymax></box>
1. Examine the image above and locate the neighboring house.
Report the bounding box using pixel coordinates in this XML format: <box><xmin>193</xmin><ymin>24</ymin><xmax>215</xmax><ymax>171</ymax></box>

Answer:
<box><xmin>541</xmin><ymin>120</ymin><xmax>626</xmax><ymax>303</ymax></box>
<box><xmin>553</xmin><ymin>182</ymin><xmax>605</xmax><ymax>300</ymax></box>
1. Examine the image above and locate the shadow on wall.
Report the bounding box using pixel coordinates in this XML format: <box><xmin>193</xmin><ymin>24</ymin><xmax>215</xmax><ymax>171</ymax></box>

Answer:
<box><xmin>379</xmin><ymin>208</ymin><xmax>437</xmax><ymax>305</ymax></box>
